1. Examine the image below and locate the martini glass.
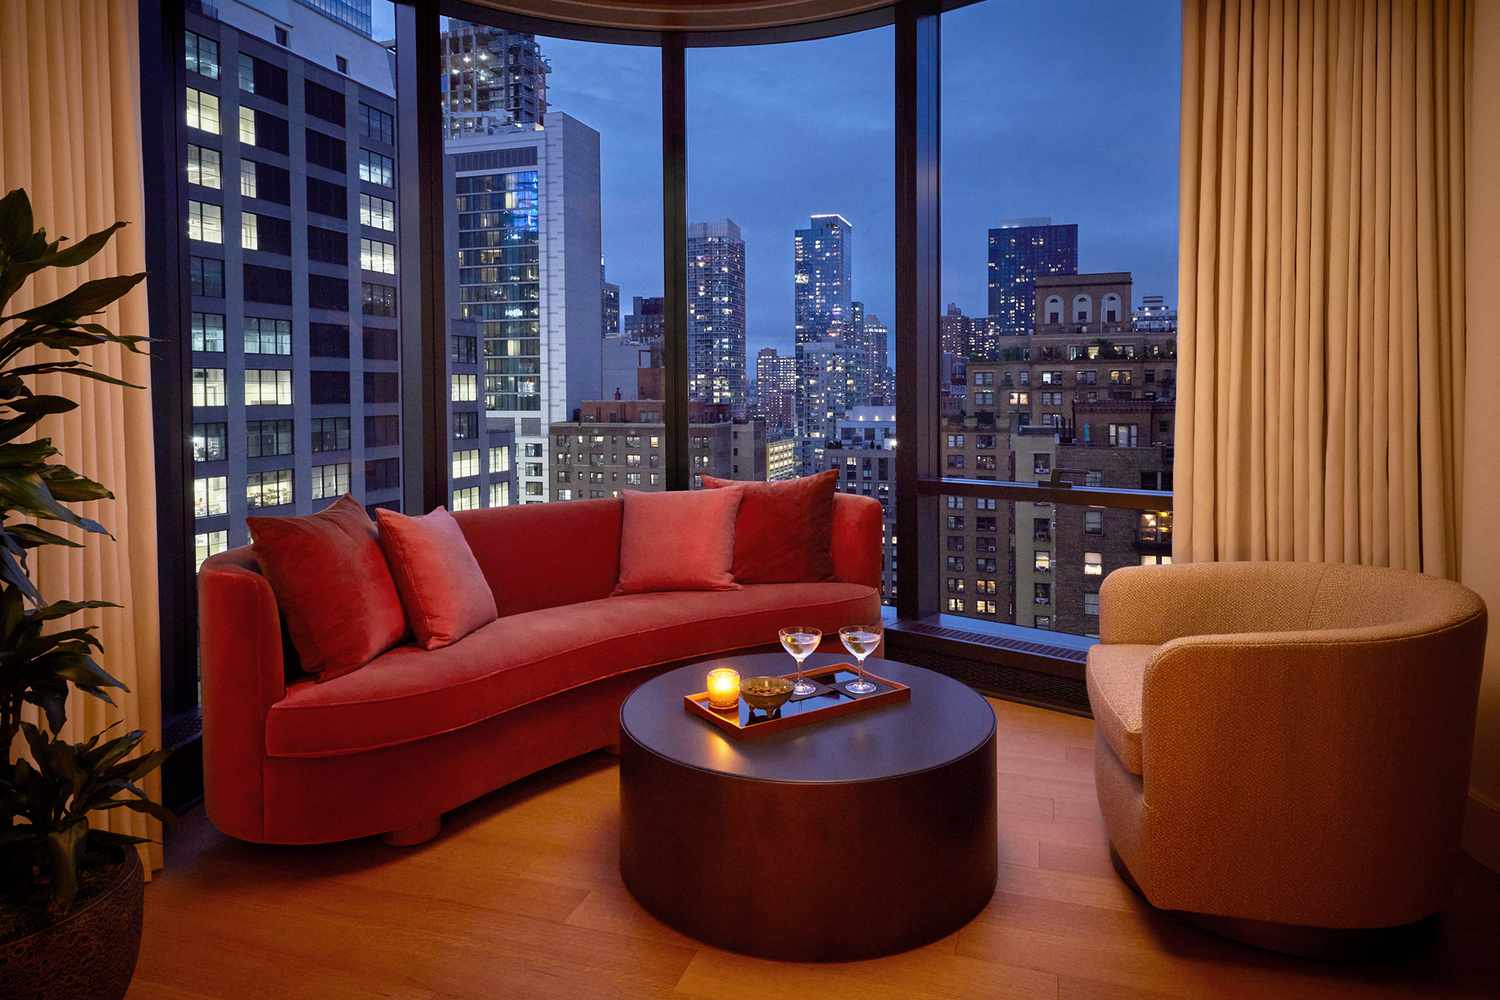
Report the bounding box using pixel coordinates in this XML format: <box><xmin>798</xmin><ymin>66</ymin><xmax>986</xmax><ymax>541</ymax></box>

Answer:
<box><xmin>839</xmin><ymin>624</ymin><xmax>883</xmax><ymax>694</ymax></box>
<box><xmin>778</xmin><ymin>626</ymin><xmax>823</xmax><ymax>697</ymax></box>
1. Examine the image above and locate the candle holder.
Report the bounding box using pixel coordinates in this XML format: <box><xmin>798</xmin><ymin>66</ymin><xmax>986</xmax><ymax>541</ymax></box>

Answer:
<box><xmin>705</xmin><ymin>667</ymin><xmax>740</xmax><ymax>711</ymax></box>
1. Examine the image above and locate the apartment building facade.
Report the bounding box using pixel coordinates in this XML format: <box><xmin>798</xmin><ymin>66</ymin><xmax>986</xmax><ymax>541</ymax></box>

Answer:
<box><xmin>185</xmin><ymin>1</ymin><xmax>406</xmax><ymax>564</ymax></box>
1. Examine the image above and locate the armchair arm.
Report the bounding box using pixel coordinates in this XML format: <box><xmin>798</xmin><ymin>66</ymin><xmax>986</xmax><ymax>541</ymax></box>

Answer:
<box><xmin>831</xmin><ymin>492</ymin><xmax>884</xmax><ymax>591</ymax></box>
<box><xmin>1098</xmin><ymin>562</ymin><xmax>1326</xmax><ymax>646</ymax></box>
<box><xmin>1137</xmin><ymin>619</ymin><xmax>1486</xmax><ymax>924</ymax></box>
<box><xmin>198</xmin><ymin>547</ymin><xmax>288</xmax><ymax>842</ymax></box>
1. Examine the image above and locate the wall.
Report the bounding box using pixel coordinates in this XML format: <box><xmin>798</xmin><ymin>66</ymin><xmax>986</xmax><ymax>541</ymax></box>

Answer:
<box><xmin>1463</xmin><ymin>0</ymin><xmax>1500</xmax><ymax>873</ymax></box>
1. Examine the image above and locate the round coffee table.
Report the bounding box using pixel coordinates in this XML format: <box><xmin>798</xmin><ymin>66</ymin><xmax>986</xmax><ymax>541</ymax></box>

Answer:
<box><xmin>618</xmin><ymin>651</ymin><xmax>997</xmax><ymax>962</ymax></box>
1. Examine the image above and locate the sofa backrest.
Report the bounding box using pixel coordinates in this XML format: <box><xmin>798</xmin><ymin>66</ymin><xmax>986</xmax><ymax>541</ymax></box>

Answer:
<box><xmin>454</xmin><ymin>498</ymin><xmax>624</xmax><ymax>616</ymax></box>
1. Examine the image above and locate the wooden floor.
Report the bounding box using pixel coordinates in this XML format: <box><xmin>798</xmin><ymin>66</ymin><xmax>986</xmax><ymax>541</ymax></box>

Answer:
<box><xmin>128</xmin><ymin>699</ymin><xmax>1500</xmax><ymax>1000</ymax></box>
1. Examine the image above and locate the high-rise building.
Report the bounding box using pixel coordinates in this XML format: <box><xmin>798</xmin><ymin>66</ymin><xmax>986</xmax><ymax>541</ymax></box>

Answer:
<box><xmin>845</xmin><ymin>300</ymin><xmax>885</xmax><ymax>407</ymax></box>
<box><xmin>800</xmin><ymin>339</ymin><xmax>859</xmax><ymax>474</ymax></box>
<box><xmin>440</xmin><ymin>21</ymin><xmax>549</xmax><ymax>137</ymax></box>
<box><xmin>940</xmin><ymin>302</ymin><xmax>971</xmax><ymax>357</ymax></box>
<box><xmin>986</xmin><ymin>218</ymin><xmax>1078</xmax><ymax>337</ymax></box>
<box><xmin>184</xmin><ymin>0</ymin><xmax>407</xmax><ymax>562</ymax></box>
<box><xmin>825</xmin><ymin>406</ymin><xmax>898</xmax><ymax>602</ymax></box>
<box><xmin>793</xmin><ymin>213</ymin><xmax>854</xmax><ymax>472</ymax></box>
<box><xmin>448</xmin><ymin>113</ymin><xmax>603</xmax><ymax>503</ymax></box>
<box><xmin>602</xmin><ymin>267</ymin><xmax>620</xmax><ymax>337</ymax></box>
<box><xmin>765</xmin><ymin>435</ymin><xmax>798</xmax><ymax>481</ymax></box>
<box><xmin>624</xmin><ymin>295</ymin><xmax>664</xmax><ymax>345</ymax></box>
<box><xmin>730</xmin><ymin>419</ymin><xmax>768</xmax><ymax>481</ymax></box>
<box><xmin>294</xmin><ymin>0</ymin><xmax>372</xmax><ymax>37</ymax></box>
<box><xmin>687</xmin><ymin>219</ymin><xmax>747</xmax><ymax>416</ymax></box>
<box><xmin>794</xmin><ymin>213</ymin><xmax>853</xmax><ymax>344</ymax></box>
<box><xmin>753</xmin><ymin>347</ymin><xmax>797</xmax><ymax>433</ymax></box>
<box><xmin>937</xmin><ymin>274</ymin><xmax>1177</xmax><ymax>632</ymax></box>
<box><xmin>864</xmin><ymin>312</ymin><xmax>892</xmax><ymax>404</ymax></box>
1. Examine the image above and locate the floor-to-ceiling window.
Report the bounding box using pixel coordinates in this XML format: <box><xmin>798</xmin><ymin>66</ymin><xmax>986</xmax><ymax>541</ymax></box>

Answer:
<box><xmin>439</xmin><ymin>19</ymin><xmax>662</xmax><ymax>508</ymax></box>
<box><xmin>688</xmin><ymin>29</ymin><xmax>897</xmax><ymax>598</ymax></box>
<box><xmin>933</xmin><ymin>0</ymin><xmax>1179</xmax><ymax>640</ymax></box>
<box><xmin>150</xmin><ymin>1</ymin><xmax>1180</xmax><ymax>792</ymax></box>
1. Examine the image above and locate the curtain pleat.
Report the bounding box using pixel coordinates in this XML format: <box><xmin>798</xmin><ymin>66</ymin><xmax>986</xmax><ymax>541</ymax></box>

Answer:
<box><xmin>0</xmin><ymin>0</ymin><xmax>162</xmax><ymax>874</ymax></box>
<box><xmin>1175</xmin><ymin>0</ymin><xmax>1469</xmax><ymax>577</ymax></box>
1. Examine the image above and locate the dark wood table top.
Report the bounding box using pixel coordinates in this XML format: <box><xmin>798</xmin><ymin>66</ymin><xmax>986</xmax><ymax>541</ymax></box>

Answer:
<box><xmin>619</xmin><ymin>652</ymin><xmax>995</xmax><ymax>785</ymax></box>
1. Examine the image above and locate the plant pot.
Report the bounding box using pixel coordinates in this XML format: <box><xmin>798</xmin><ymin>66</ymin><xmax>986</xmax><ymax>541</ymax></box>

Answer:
<box><xmin>0</xmin><ymin>848</ymin><xmax>144</xmax><ymax>1000</ymax></box>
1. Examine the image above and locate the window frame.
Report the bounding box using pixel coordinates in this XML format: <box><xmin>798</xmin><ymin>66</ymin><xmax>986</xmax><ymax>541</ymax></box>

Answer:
<box><xmin>143</xmin><ymin>0</ymin><xmax>1175</xmax><ymax>782</ymax></box>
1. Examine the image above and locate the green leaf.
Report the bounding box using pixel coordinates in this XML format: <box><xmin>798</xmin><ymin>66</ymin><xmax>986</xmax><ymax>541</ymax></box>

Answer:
<box><xmin>116</xmin><ymin>747</ymin><xmax>170</xmax><ymax>784</ymax></box>
<box><xmin>6</xmin><ymin>523</ymin><xmax>84</xmax><ymax>549</ymax></box>
<box><xmin>39</xmin><ymin>466</ymin><xmax>113</xmax><ymax>503</ymax></box>
<box><xmin>42</xmin><ymin>367</ymin><xmax>142</xmax><ymax>390</ymax></box>
<box><xmin>44</xmin><ymin>651</ymin><xmax>128</xmax><ymax>695</ymax></box>
<box><xmin>0</xmin><ymin>581</ymin><xmax>23</xmax><ymax>639</ymax></box>
<box><xmin>23</xmin><ymin>676</ymin><xmax>69</xmax><ymax>732</ymax></box>
<box><xmin>0</xmin><ymin>188</ymin><xmax>34</xmax><ymax>256</ymax></box>
<box><xmin>4</xmin><ymin>395</ymin><xmax>77</xmax><ymax>415</ymax></box>
<box><xmin>7</xmin><ymin>273</ymin><xmax>145</xmax><ymax>323</ymax></box>
<box><xmin>28</xmin><ymin>599</ymin><xmax>117</xmax><ymax>622</ymax></box>
<box><xmin>0</xmin><ymin>411</ymin><xmax>49</xmax><ymax>445</ymax></box>
<box><xmin>20</xmin><ymin>721</ymin><xmax>50</xmax><ymax>769</ymax></box>
<box><xmin>95</xmin><ymin>797</ymin><xmax>175</xmax><ymax>826</ymax></box>
<box><xmin>81</xmin><ymin>729</ymin><xmax>144</xmax><ymax>772</ymax></box>
<box><xmin>0</xmin><ymin>472</ymin><xmax>109</xmax><ymax>536</ymax></box>
<box><xmin>0</xmin><ymin>545</ymin><xmax>42</xmax><ymax>602</ymax></box>
<box><xmin>86</xmin><ymin>829</ymin><xmax>152</xmax><ymax>849</ymax></box>
<box><xmin>35</xmin><ymin>221</ymin><xmax>127</xmax><ymax>270</ymax></box>
<box><xmin>0</xmin><ymin>439</ymin><xmax>61</xmax><ymax>467</ymax></box>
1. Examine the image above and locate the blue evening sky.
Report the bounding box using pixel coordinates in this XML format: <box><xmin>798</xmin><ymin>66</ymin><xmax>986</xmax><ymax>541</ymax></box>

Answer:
<box><xmin>383</xmin><ymin>1</ymin><xmax>1180</xmax><ymax>362</ymax></box>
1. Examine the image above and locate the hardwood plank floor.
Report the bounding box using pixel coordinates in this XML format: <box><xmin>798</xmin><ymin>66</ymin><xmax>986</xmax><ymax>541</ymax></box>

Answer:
<box><xmin>127</xmin><ymin>699</ymin><xmax>1500</xmax><ymax>999</ymax></box>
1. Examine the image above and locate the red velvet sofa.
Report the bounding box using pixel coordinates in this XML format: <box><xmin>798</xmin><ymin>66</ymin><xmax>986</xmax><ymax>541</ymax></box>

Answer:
<box><xmin>198</xmin><ymin>494</ymin><xmax>883</xmax><ymax>845</ymax></box>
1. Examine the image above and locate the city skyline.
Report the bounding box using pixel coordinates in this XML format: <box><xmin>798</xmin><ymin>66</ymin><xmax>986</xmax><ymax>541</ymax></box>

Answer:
<box><xmin>379</xmin><ymin>2</ymin><xmax>1180</xmax><ymax>361</ymax></box>
<box><xmin>531</xmin><ymin>0</ymin><xmax>1178</xmax><ymax>364</ymax></box>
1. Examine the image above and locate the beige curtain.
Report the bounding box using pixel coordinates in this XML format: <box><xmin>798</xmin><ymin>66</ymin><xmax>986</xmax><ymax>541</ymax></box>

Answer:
<box><xmin>1175</xmin><ymin>0</ymin><xmax>1469</xmax><ymax>577</ymax></box>
<box><xmin>0</xmin><ymin>0</ymin><xmax>163</xmax><ymax>872</ymax></box>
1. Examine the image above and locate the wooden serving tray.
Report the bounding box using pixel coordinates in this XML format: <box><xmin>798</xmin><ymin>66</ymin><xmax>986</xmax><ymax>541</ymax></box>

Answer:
<box><xmin>683</xmin><ymin>663</ymin><xmax>911</xmax><ymax>740</ymax></box>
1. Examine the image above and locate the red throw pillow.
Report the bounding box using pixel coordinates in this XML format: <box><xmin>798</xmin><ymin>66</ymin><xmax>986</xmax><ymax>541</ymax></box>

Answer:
<box><xmin>247</xmin><ymin>494</ymin><xmax>407</xmax><ymax>680</ymax></box>
<box><xmin>614</xmin><ymin>488</ymin><xmax>744</xmax><ymax>595</ymax></box>
<box><xmin>376</xmin><ymin>506</ymin><xmax>498</xmax><ymax>650</ymax></box>
<box><xmin>702</xmin><ymin>470</ymin><xmax>837</xmax><ymax>584</ymax></box>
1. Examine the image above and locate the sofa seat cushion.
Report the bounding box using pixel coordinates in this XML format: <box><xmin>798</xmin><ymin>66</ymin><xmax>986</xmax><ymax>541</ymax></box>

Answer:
<box><xmin>265</xmin><ymin>581</ymin><xmax>880</xmax><ymax>758</ymax></box>
<box><xmin>1085</xmin><ymin>643</ymin><xmax>1155</xmax><ymax>776</ymax></box>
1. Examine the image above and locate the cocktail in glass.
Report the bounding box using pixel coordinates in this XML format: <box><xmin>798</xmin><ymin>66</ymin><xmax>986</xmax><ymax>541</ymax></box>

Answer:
<box><xmin>778</xmin><ymin>625</ymin><xmax>823</xmax><ymax>697</ymax></box>
<box><xmin>838</xmin><ymin>624</ymin><xmax>883</xmax><ymax>694</ymax></box>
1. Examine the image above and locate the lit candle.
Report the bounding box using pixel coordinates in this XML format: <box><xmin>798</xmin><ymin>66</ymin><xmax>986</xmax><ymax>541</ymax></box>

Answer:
<box><xmin>706</xmin><ymin>667</ymin><xmax>740</xmax><ymax>711</ymax></box>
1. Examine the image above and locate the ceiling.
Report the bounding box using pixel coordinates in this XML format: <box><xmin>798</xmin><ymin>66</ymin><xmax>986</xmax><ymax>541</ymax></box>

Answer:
<box><xmin>462</xmin><ymin>0</ymin><xmax>898</xmax><ymax>33</ymax></box>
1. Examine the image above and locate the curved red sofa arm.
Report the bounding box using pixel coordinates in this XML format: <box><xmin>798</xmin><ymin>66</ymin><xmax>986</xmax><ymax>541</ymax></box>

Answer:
<box><xmin>198</xmin><ymin>547</ymin><xmax>287</xmax><ymax>842</ymax></box>
<box><xmin>831</xmin><ymin>492</ymin><xmax>883</xmax><ymax>591</ymax></box>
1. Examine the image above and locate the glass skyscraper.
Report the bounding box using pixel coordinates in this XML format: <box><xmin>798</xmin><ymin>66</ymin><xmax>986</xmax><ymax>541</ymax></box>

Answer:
<box><xmin>986</xmin><ymin>218</ymin><xmax>1078</xmax><ymax>336</ymax></box>
<box><xmin>687</xmin><ymin>219</ymin><xmax>747</xmax><ymax>416</ymax></box>
<box><xmin>793</xmin><ymin>213</ymin><xmax>853</xmax><ymax>345</ymax></box>
<box><xmin>447</xmin><ymin>114</ymin><xmax>603</xmax><ymax>503</ymax></box>
<box><xmin>793</xmin><ymin>213</ymin><xmax>854</xmax><ymax>472</ymax></box>
<box><xmin>454</xmin><ymin>170</ymin><xmax>541</xmax><ymax>413</ymax></box>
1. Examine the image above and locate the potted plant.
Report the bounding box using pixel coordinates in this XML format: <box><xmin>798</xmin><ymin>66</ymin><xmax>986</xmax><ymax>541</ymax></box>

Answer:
<box><xmin>0</xmin><ymin>188</ymin><xmax>171</xmax><ymax>1000</ymax></box>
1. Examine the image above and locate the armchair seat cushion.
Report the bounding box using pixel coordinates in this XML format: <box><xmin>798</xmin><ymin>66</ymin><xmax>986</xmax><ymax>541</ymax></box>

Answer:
<box><xmin>1085</xmin><ymin>643</ymin><xmax>1154</xmax><ymax>775</ymax></box>
<box><xmin>265</xmin><ymin>581</ymin><xmax>879</xmax><ymax>758</ymax></box>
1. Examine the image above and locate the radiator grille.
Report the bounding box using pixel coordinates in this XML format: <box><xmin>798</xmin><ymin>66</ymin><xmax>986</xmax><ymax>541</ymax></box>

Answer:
<box><xmin>894</xmin><ymin>620</ymin><xmax>1089</xmax><ymax>664</ymax></box>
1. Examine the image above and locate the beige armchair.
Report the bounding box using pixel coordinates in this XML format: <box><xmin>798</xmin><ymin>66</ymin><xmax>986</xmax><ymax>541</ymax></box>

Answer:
<box><xmin>1088</xmin><ymin>562</ymin><xmax>1487</xmax><ymax>954</ymax></box>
